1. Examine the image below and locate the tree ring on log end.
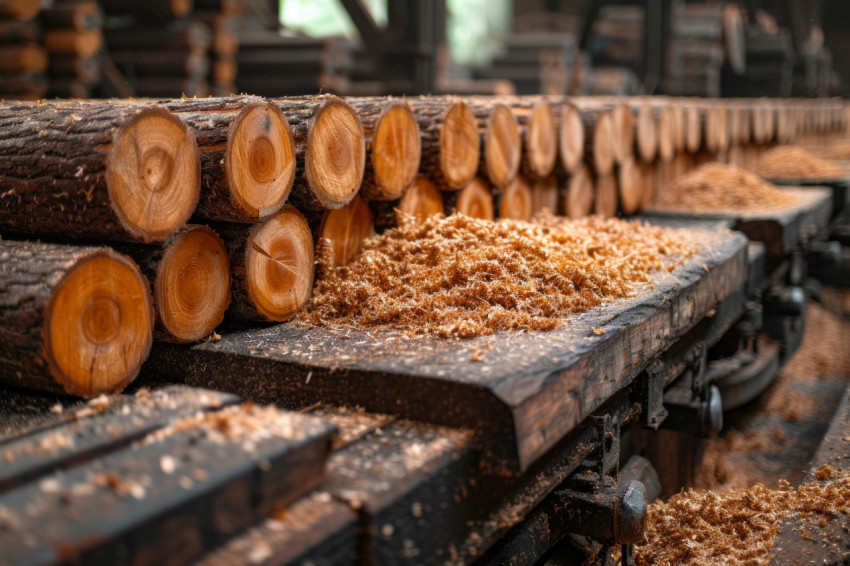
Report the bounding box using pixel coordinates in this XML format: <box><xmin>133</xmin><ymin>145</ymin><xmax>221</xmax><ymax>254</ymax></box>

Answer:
<box><xmin>526</xmin><ymin>102</ymin><xmax>557</xmax><ymax>178</ymax></box>
<box><xmin>373</xmin><ymin>103</ymin><xmax>421</xmax><ymax>200</ymax></box>
<box><xmin>247</xmin><ymin>205</ymin><xmax>315</xmax><ymax>322</ymax></box>
<box><xmin>594</xmin><ymin>111</ymin><xmax>615</xmax><ymax>175</ymax></box>
<box><xmin>456</xmin><ymin>177</ymin><xmax>494</xmax><ymax>221</ymax></box>
<box><xmin>594</xmin><ymin>173</ymin><xmax>618</xmax><ymax>218</ymax></box>
<box><xmin>318</xmin><ymin>195</ymin><xmax>374</xmax><ymax>268</ymax></box>
<box><xmin>44</xmin><ymin>250</ymin><xmax>153</xmax><ymax>397</ymax></box>
<box><xmin>618</xmin><ymin>158</ymin><xmax>641</xmax><ymax>215</ymax></box>
<box><xmin>566</xmin><ymin>166</ymin><xmax>594</xmax><ymax>219</ymax></box>
<box><xmin>305</xmin><ymin>98</ymin><xmax>365</xmax><ymax>209</ymax></box>
<box><xmin>484</xmin><ymin>104</ymin><xmax>522</xmax><ymax>189</ymax></box>
<box><xmin>107</xmin><ymin>107</ymin><xmax>200</xmax><ymax>243</ymax></box>
<box><xmin>398</xmin><ymin>175</ymin><xmax>444</xmax><ymax>221</ymax></box>
<box><xmin>500</xmin><ymin>175</ymin><xmax>533</xmax><ymax>221</ymax></box>
<box><xmin>560</xmin><ymin>104</ymin><xmax>584</xmax><ymax>173</ymax></box>
<box><xmin>635</xmin><ymin>104</ymin><xmax>657</xmax><ymax>162</ymax></box>
<box><xmin>156</xmin><ymin>226</ymin><xmax>231</xmax><ymax>343</ymax></box>
<box><xmin>612</xmin><ymin>103</ymin><xmax>635</xmax><ymax>164</ymax></box>
<box><xmin>658</xmin><ymin>106</ymin><xmax>675</xmax><ymax>162</ymax></box>
<box><xmin>439</xmin><ymin>100</ymin><xmax>480</xmax><ymax>189</ymax></box>
<box><xmin>228</xmin><ymin>102</ymin><xmax>295</xmax><ymax>220</ymax></box>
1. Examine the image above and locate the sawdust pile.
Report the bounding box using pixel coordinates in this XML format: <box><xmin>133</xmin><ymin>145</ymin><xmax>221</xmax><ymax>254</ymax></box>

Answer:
<box><xmin>302</xmin><ymin>212</ymin><xmax>697</xmax><ymax>338</ymax></box>
<box><xmin>634</xmin><ymin>469</ymin><xmax>850</xmax><ymax>565</ymax></box>
<box><xmin>654</xmin><ymin>163</ymin><xmax>797</xmax><ymax>211</ymax></box>
<box><xmin>755</xmin><ymin>145</ymin><xmax>846</xmax><ymax>179</ymax></box>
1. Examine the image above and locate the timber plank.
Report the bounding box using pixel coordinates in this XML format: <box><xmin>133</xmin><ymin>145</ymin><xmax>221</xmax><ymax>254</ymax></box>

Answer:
<box><xmin>0</xmin><ymin>386</ymin><xmax>239</xmax><ymax>493</ymax></box>
<box><xmin>0</xmin><ymin>405</ymin><xmax>335</xmax><ymax>566</ymax></box>
<box><xmin>146</xmin><ymin>226</ymin><xmax>748</xmax><ymax>472</ymax></box>
<box><xmin>643</xmin><ymin>188</ymin><xmax>832</xmax><ymax>257</ymax></box>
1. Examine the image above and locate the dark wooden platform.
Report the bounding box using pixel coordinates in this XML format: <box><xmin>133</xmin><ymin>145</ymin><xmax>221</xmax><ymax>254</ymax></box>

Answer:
<box><xmin>765</xmin><ymin>177</ymin><xmax>850</xmax><ymax>219</ymax></box>
<box><xmin>642</xmin><ymin>187</ymin><xmax>832</xmax><ymax>257</ymax></box>
<box><xmin>0</xmin><ymin>386</ymin><xmax>336</xmax><ymax>566</ymax></box>
<box><xmin>145</xmin><ymin>225</ymin><xmax>748</xmax><ymax>472</ymax></box>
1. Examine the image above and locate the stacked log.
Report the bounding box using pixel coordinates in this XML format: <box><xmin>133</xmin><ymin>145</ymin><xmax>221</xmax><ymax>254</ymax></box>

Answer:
<box><xmin>42</xmin><ymin>0</ymin><xmax>103</xmax><ymax>98</ymax></box>
<box><xmin>0</xmin><ymin>0</ymin><xmax>47</xmax><ymax>99</ymax></box>
<box><xmin>104</xmin><ymin>19</ymin><xmax>212</xmax><ymax>97</ymax></box>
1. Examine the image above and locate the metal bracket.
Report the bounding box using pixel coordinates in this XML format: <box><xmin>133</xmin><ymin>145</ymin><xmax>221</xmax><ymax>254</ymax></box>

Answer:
<box><xmin>579</xmin><ymin>414</ymin><xmax>621</xmax><ymax>477</ymax></box>
<box><xmin>639</xmin><ymin>361</ymin><xmax>668</xmax><ymax>430</ymax></box>
<box><xmin>661</xmin><ymin>344</ymin><xmax>723</xmax><ymax>436</ymax></box>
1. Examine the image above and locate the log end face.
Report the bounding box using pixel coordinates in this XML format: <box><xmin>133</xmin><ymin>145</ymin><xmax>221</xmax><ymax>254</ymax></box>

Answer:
<box><xmin>397</xmin><ymin>175</ymin><xmax>444</xmax><ymax>221</ymax></box>
<box><xmin>318</xmin><ymin>195</ymin><xmax>374</xmax><ymax>268</ymax></box>
<box><xmin>685</xmin><ymin>105</ymin><xmax>702</xmax><ymax>153</ymax></box>
<box><xmin>612</xmin><ymin>103</ymin><xmax>635</xmax><ymax>163</ymax></box>
<box><xmin>560</xmin><ymin>105</ymin><xmax>585</xmax><ymax>173</ymax></box>
<box><xmin>455</xmin><ymin>177</ymin><xmax>494</xmax><ymax>221</ymax></box>
<box><xmin>594</xmin><ymin>173</ymin><xmax>618</xmax><ymax>218</ymax></box>
<box><xmin>526</xmin><ymin>102</ymin><xmax>557</xmax><ymax>178</ymax></box>
<box><xmin>107</xmin><ymin>107</ymin><xmax>200</xmax><ymax>243</ymax></box>
<box><xmin>500</xmin><ymin>175</ymin><xmax>533</xmax><ymax>221</ymax></box>
<box><xmin>593</xmin><ymin>111</ymin><xmax>616</xmax><ymax>175</ymax></box>
<box><xmin>228</xmin><ymin>102</ymin><xmax>296</xmax><ymax>220</ymax></box>
<box><xmin>305</xmin><ymin>98</ymin><xmax>366</xmax><ymax>209</ymax></box>
<box><xmin>372</xmin><ymin>103</ymin><xmax>422</xmax><ymax>201</ymax></box>
<box><xmin>439</xmin><ymin>100</ymin><xmax>480</xmax><ymax>189</ymax></box>
<box><xmin>636</xmin><ymin>105</ymin><xmax>658</xmax><ymax>163</ymax></box>
<box><xmin>484</xmin><ymin>105</ymin><xmax>522</xmax><ymax>189</ymax></box>
<box><xmin>530</xmin><ymin>176</ymin><xmax>559</xmax><ymax>217</ymax></box>
<box><xmin>43</xmin><ymin>250</ymin><xmax>153</xmax><ymax>398</ymax></box>
<box><xmin>618</xmin><ymin>158</ymin><xmax>642</xmax><ymax>216</ymax></box>
<box><xmin>156</xmin><ymin>226</ymin><xmax>231</xmax><ymax>343</ymax></box>
<box><xmin>658</xmin><ymin>107</ymin><xmax>676</xmax><ymax>162</ymax></box>
<box><xmin>566</xmin><ymin>166</ymin><xmax>593</xmax><ymax>219</ymax></box>
<box><xmin>246</xmin><ymin>205</ymin><xmax>315</xmax><ymax>322</ymax></box>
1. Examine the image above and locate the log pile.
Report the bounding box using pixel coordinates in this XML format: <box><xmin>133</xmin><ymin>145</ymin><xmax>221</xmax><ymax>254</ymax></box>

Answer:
<box><xmin>0</xmin><ymin>92</ymin><xmax>846</xmax><ymax>399</ymax></box>
<box><xmin>42</xmin><ymin>0</ymin><xmax>103</xmax><ymax>98</ymax></box>
<box><xmin>0</xmin><ymin>0</ymin><xmax>47</xmax><ymax>99</ymax></box>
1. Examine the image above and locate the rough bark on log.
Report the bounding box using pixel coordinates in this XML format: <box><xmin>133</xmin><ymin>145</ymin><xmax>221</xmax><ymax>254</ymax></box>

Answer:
<box><xmin>345</xmin><ymin>97</ymin><xmax>421</xmax><ymax>201</ymax></box>
<box><xmin>406</xmin><ymin>97</ymin><xmax>479</xmax><ymax>191</ymax></box>
<box><xmin>0</xmin><ymin>240</ymin><xmax>153</xmax><ymax>397</ymax></box>
<box><xmin>219</xmin><ymin>205</ymin><xmax>314</xmax><ymax>323</ymax></box>
<box><xmin>273</xmin><ymin>95</ymin><xmax>365</xmax><ymax>210</ymax></box>
<box><xmin>116</xmin><ymin>225</ymin><xmax>231</xmax><ymax>343</ymax></box>
<box><xmin>162</xmin><ymin>96</ymin><xmax>296</xmax><ymax>223</ymax></box>
<box><xmin>0</xmin><ymin>100</ymin><xmax>200</xmax><ymax>243</ymax></box>
<box><xmin>444</xmin><ymin>177</ymin><xmax>494</xmax><ymax>221</ymax></box>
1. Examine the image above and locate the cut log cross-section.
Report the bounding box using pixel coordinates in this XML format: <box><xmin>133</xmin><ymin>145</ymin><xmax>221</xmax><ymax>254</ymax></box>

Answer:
<box><xmin>683</xmin><ymin>102</ymin><xmax>702</xmax><ymax>154</ymax></box>
<box><xmin>407</xmin><ymin>97</ymin><xmax>479</xmax><ymax>191</ymax></box>
<box><xmin>223</xmin><ymin>205</ymin><xmax>315</xmax><ymax>322</ymax></box>
<box><xmin>274</xmin><ymin>95</ymin><xmax>366</xmax><ymax>210</ymax></box>
<box><xmin>468</xmin><ymin>101</ymin><xmax>522</xmax><ymax>190</ymax></box>
<box><xmin>594</xmin><ymin>173</ymin><xmax>618</xmax><ymax>218</ymax></box>
<box><xmin>315</xmin><ymin>195</ymin><xmax>374</xmax><ymax>268</ymax></box>
<box><xmin>445</xmin><ymin>177</ymin><xmax>494</xmax><ymax>221</ymax></box>
<box><xmin>500</xmin><ymin>98</ymin><xmax>558</xmax><ymax>179</ymax></box>
<box><xmin>0</xmin><ymin>44</ymin><xmax>47</xmax><ymax>73</ymax></box>
<box><xmin>565</xmin><ymin>165</ymin><xmax>594</xmax><ymax>219</ymax></box>
<box><xmin>166</xmin><ymin>96</ymin><xmax>296</xmax><ymax>223</ymax></box>
<box><xmin>578</xmin><ymin>106</ymin><xmax>616</xmax><ymax>176</ymax></box>
<box><xmin>118</xmin><ymin>226</ymin><xmax>231</xmax><ymax>343</ymax></box>
<box><xmin>558</xmin><ymin>102</ymin><xmax>585</xmax><ymax>174</ymax></box>
<box><xmin>0</xmin><ymin>241</ymin><xmax>153</xmax><ymax>398</ymax></box>
<box><xmin>610</xmin><ymin>101</ymin><xmax>635</xmax><ymax>164</ymax></box>
<box><xmin>498</xmin><ymin>175</ymin><xmax>533</xmax><ymax>221</ymax></box>
<box><xmin>702</xmin><ymin>103</ymin><xmax>729</xmax><ymax>154</ymax></box>
<box><xmin>530</xmin><ymin>175</ymin><xmax>559</xmax><ymax>216</ymax></box>
<box><xmin>0</xmin><ymin>101</ymin><xmax>200</xmax><ymax>243</ymax></box>
<box><xmin>632</xmin><ymin>102</ymin><xmax>658</xmax><ymax>163</ymax></box>
<box><xmin>371</xmin><ymin>175</ymin><xmax>444</xmax><ymax>228</ymax></box>
<box><xmin>618</xmin><ymin>157</ymin><xmax>641</xmax><ymax>216</ymax></box>
<box><xmin>346</xmin><ymin>98</ymin><xmax>422</xmax><ymax>201</ymax></box>
<box><xmin>653</xmin><ymin>103</ymin><xmax>676</xmax><ymax>163</ymax></box>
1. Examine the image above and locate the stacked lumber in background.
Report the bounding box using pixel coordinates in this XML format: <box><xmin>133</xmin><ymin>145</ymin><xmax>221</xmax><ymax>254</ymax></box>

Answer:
<box><xmin>588</xmin><ymin>5</ymin><xmax>644</xmax><ymax>72</ymax></box>
<box><xmin>102</xmin><ymin>0</ymin><xmax>210</xmax><ymax>97</ymax></box>
<box><xmin>0</xmin><ymin>0</ymin><xmax>47</xmax><ymax>99</ymax></box>
<box><xmin>42</xmin><ymin>0</ymin><xmax>104</xmax><ymax>98</ymax></box>
<box><xmin>0</xmin><ymin>92</ymin><xmax>846</xmax><ymax>400</ymax></box>
<box><xmin>666</xmin><ymin>3</ymin><xmax>731</xmax><ymax>97</ymax></box>
<box><xmin>191</xmin><ymin>0</ymin><xmax>242</xmax><ymax>96</ymax></box>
